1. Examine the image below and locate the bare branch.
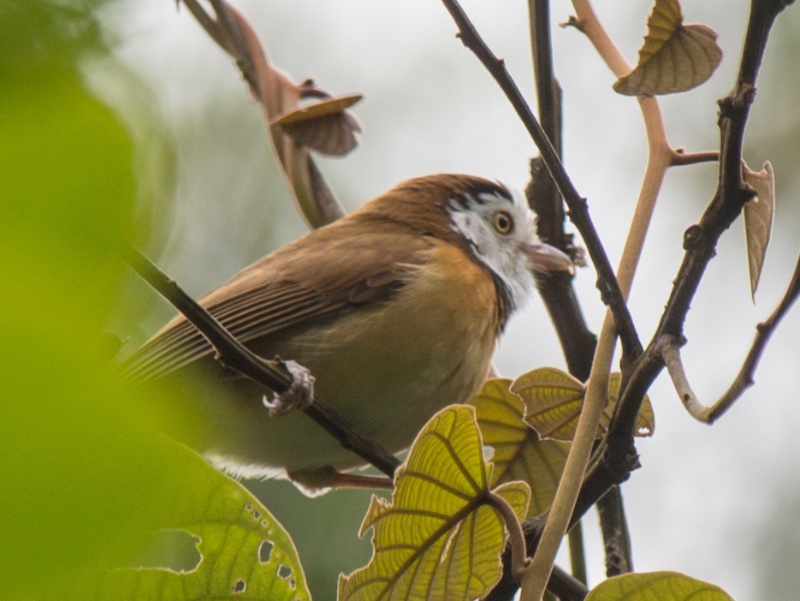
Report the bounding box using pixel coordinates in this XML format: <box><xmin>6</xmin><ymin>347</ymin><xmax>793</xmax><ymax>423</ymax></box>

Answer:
<box><xmin>587</xmin><ymin>0</ymin><xmax>796</xmax><ymax>515</ymax></box>
<box><xmin>661</xmin><ymin>254</ymin><xmax>800</xmax><ymax>423</ymax></box>
<box><xmin>596</xmin><ymin>487</ymin><xmax>633</xmax><ymax>577</ymax></box>
<box><xmin>120</xmin><ymin>241</ymin><xmax>401</xmax><ymax>477</ymax></box>
<box><xmin>658</xmin><ymin>334</ymin><xmax>707</xmax><ymax>420</ymax></box>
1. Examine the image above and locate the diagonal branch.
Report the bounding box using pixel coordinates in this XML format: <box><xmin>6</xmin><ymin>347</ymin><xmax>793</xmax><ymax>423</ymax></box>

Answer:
<box><xmin>120</xmin><ymin>241</ymin><xmax>401</xmax><ymax>477</ymax></box>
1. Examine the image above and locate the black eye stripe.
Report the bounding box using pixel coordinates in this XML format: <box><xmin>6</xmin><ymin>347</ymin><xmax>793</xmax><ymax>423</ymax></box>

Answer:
<box><xmin>448</xmin><ymin>188</ymin><xmax>514</xmax><ymax>212</ymax></box>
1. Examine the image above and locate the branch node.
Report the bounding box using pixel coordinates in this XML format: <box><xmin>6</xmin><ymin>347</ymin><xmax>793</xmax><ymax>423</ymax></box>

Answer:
<box><xmin>682</xmin><ymin>224</ymin><xmax>706</xmax><ymax>251</ymax></box>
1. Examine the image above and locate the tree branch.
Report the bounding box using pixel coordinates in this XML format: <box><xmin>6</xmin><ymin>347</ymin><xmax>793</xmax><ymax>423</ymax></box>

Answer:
<box><xmin>525</xmin><ymin>0</ymin><xmax>597</xmax><ymax>382</ymax></box>
<box><xmin>661</xmin><ymin>253</ymin><xmax>800</xmax><ymax>423</ymax></box>
<box><xmin>120</xmin><ymin>241</ymin><xmax>401</xmax><ymax>477</ymax></box>
<box><xmin>587</xmin><ymin>0</ymin><xmax>795</xmax><ymax>530</ymax></box>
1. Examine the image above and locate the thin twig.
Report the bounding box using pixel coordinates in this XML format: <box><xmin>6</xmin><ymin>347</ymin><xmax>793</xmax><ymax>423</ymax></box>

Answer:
<box><xmin>490</xmin><ymin>1</ymin><xmax>795</xmax><ymax>598</ymax></box>
<box><xmin>120</xmin><ymin>241</ymin><xmax>401</xmax><ymax>477</ymax></box>
<box><xmin>584</xmin><ymin>0</ymin><xmax>795</xmax><ymax>529</ymax></box>
<box><xmin>658</xmin><ymin>335</ymin><xmax>706</xmax><ymax>419</ymax></box>
<box><xmin>661</xmin><ymin>253</ymin><xmax>800</xmax><ymax>423</ymax></box>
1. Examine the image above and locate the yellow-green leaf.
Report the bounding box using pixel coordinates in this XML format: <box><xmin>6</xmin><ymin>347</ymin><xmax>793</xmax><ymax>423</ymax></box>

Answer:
<box><xmin>470</xmin><ymin>379</ymin><xmax>569</xmax><ymax>517</ymax></box>
<box><xmin>613</xmin><ymin>0</ymin><xmax>722</xmax><ymax>96</ymax></box>
<box><xmin>511</xmin><ymin>368</ymin><xmax>655</xmax><ymax>442</ymax></box>
<box><xmin>338</xmin><ymin>405</ymin><xmax>530</xmax><ymax>601</ymax></box>
<box><xmin>586</xmin><ymin>571</ymin><xmax>733</xmax><ymax>601</ymax></box>
<box><xmin>743</xmin><ymin>161</ymin><xmax>775</xmax><ymax>300</ymax></box>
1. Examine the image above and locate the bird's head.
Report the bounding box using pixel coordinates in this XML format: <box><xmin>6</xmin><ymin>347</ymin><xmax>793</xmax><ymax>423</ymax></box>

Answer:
<box><xmin>359</xmin><ymin>173</ymin><xmax>573</xmax><ymax>313</ymax></box>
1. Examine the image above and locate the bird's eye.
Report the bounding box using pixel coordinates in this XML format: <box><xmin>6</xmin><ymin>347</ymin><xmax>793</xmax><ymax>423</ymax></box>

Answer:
<box><xmin>492</xmin><ymin>210</ymin><xmax>514</xmax><ymax>235</ymax></box>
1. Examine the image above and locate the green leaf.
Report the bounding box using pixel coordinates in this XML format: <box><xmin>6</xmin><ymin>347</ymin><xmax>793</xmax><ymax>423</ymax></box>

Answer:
<box><xmin>338</xmin><ymin>405</ymin><xmax>529</xmax><ymax>601</ymax></box>
<box><xmin>586</xmin><ymin>571</ymin><xmax>733</xmax><ymax>601</ymax></box>
<box><xmin>51</xmin><ymin>442</ymin><xmax>312</xmax><ymax>601</ymax></box>
<box><xmin>743</xmin><ymin>161</ymin><xmax>776</xmax><ymax>300</ymax></box>
<box><xmin>511</xmin><ymin>368</ymin><xmax>655</xmax><ymax>441</ymax></box>
<box><xmin>613</xmin><ymin>0</ymin><xmax>722</xmax><ymax>96</ymax></box>
<box><xmin>470</xmin><ymin>379</ymin><xmax>569</xmax><ymax>517</ymax></box>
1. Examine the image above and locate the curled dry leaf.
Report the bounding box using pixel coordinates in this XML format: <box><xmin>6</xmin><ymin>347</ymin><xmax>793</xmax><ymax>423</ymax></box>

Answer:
<box><xmin>511</xmin><ymin>368</ymin><xmax>655</xmax><ymax>442</ymax></box>
<box><xmin>742</xmin><ymin>161</ymin><xmax>775</xmax><ymax>300</ymax></box>
<box><xmin>338</xmin><ymin>405</ymin><xmax>529</xmax><ymax>601</ymax></box>
<box><xmin>469</xmin><ymin>379</ymin><xmax>569</xmax><ymax>518</ymax></box>
<box><xmin>272</xmin><ymin>93</ymin><xmax>363</xmax><ymax>156</ymax></box>
<box><xmin>613</xmin><ymin>0</ymin><xmax>722</xmax><ymax>96</ymax></box>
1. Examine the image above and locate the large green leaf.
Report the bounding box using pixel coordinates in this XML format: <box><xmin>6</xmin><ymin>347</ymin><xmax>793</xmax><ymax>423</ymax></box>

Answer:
<box><xmin>49</xmin><ymin>442</ymin><xmax>312</xmax><ymax>601</ymax></box>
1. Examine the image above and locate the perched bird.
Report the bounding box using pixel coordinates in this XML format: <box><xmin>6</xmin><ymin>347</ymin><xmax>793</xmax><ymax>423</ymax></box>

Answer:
<box><xmin>123</xmin><ymin>174</ymin><xmax>571</xmax><ymax>493</ymax></box>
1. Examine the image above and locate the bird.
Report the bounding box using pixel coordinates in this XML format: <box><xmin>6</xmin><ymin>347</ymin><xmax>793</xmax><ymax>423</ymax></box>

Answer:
<box><xmin>123</xmin><ymin>173</ymin><xmax>572</xmax><ymax>494</ymax></box>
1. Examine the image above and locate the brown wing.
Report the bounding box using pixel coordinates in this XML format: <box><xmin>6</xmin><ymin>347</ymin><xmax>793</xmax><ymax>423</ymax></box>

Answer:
<box><xmin>122</xmin><ymin>221</ymin><xmax>432</xmax><ymax>382</ymax></box>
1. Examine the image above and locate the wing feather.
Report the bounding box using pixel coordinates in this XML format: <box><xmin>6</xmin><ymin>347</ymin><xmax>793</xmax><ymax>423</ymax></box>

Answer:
<box><xmin>122</xmin><ymin>225</ymin><xmax>432</xmax><ymax>382</ymax></box>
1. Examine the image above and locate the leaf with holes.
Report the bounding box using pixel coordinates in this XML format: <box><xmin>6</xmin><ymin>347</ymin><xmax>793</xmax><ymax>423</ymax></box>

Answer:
<box><xmin>51</xmin><ymin>441</ymin><xmax>311</xmax><ymax>601</ymax></box>
<box><xmin>511</xmin><ymin>368</ymin><xmax>655</xmax><ymax>442</ymax></box>
<box><xmin>586</xmin><ymin>571</ymin><xmax>733</xmax><ymax>601</ymax></box>
<box><xmin>338</xmin><ymin>405</ymin><xmax>529</xmax><ymax>601</ymax></box>
<box><xmin>469</xmin><ymin>378</ymin><xmax>569</xmax><ymax>518</ymax></box>
<box><xmin>613</xmin><ymin>0</ymin><xmax>722</xmax><ymax>96</ymax></box>
<box><xmin>743</xmin><ymin>161</ymin><xmax>775</xmax><ymax>300</ymax></box>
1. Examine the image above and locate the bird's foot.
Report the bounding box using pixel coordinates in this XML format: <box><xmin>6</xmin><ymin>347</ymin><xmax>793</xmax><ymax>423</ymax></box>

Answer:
<box><xmin>262</xmin><ymin>360</ymin><xmax>316</xmax><ymax>417</ymax></box>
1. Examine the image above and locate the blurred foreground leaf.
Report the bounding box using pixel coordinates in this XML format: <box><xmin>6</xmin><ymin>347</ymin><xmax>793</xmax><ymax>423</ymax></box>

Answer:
<box><xmin>0</xmin><ymin>4</ymin><xmax>298</xmax><ymax>597</ymax></box>
<box><xmin>338</xmin><ymin>405</ymin><xmax>529</xmax><ymax>601</ymax></box>
<box><xmin>50</xmin><ymin>442</ymin><xmax>311</xmax><ymax>601</ymax></box>
<box><xmin>470</xmin><ymin>379</ymin><xmax>569</xmax><ymax>518</ymax></box>
<box><xmin>586</xmin><ymin>571</ymin><xmax>733</xmax><ymax>601</ymax></box>
<box><xmin>614</xmin><ymin>0</ymin><xmax>722</xmax><ymax>96</ymax></box>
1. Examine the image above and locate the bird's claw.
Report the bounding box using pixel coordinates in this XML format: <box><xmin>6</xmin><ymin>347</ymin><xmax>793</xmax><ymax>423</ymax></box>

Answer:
<box><xmin>263</xmin><ymin>360</ymin><xmax>316</xmax><ymax>417</ymax></box>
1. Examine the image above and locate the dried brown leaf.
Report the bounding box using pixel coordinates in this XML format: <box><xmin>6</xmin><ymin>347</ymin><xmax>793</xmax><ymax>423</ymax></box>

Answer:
<box><xmin>743</xmin><ymin>161</ymin><xmax>776</xmax><ymax>300</ymax></box>
<box><xmin>272</xmin><ymin>94</ymin><xmax>363</xmax><ymax>156</ymax></box>
<box><xmin>614</xmin><ymin>0</ymin><xmax>722</xmax><ymax>96</ymax></box>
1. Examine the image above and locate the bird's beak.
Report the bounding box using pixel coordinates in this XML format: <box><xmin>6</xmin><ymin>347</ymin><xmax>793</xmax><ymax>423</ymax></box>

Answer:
<box><xmin>525</xmin><ymin>242</ymin><xmax>574</xmax><ymax>274</ymax></box>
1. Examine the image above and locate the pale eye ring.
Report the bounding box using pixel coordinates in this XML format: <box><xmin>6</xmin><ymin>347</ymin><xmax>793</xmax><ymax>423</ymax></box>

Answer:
<box><xmin>492</xmin><ymin>210</ymin><xmax>514</xmax><ymax>235</ymax></box>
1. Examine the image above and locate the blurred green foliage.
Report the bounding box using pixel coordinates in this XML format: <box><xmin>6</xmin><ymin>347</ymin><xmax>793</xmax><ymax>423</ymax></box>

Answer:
<box><xmin>0</xmin><ymin>0</ymin><xmax>220</xmax><ymax>595</ymax></box>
